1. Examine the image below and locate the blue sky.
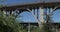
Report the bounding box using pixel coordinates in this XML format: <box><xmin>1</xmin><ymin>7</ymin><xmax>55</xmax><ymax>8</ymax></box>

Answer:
<box><xmin>0</xmin><ymin>0</ymin><xmax>60</xmax><ymax>6</ymax></box>
<box><xmin>52</xmin><ymin>9</ymin><xmax>60</xmax><ymax>22</ymax></box>
<box><xmin>16</xmin><ymin>11</ymin><xmax>37</xmax><ymax>23</ymax></box>
<box><xmin>0</xmin><ymin>0</ymin><xmax>37</xmax><ymax>6</ymax></box>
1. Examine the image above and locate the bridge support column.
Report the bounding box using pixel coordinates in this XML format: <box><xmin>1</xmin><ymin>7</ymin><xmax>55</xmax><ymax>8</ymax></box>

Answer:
<box><xmin>39</xmin><ymin>7</ymin><xmax>44</xmax><ymax>32</ymax></box>
<box><xmin>39</xmin><ymin>7</ymin><xmax>44</xmax><ymax>23</ymax></box>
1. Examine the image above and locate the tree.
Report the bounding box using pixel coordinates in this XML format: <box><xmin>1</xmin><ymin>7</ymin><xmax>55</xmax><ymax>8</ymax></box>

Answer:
<box><xmin>0</xmin><ymin>10</ymin><xmax>23</xmax><ymax>32</ymax></box>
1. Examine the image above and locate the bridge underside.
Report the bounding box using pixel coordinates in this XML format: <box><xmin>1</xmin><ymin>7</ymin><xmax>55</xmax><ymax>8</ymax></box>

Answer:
<box><xmin>0</xmin><ymin>3</ymin><xmax>60</xmax><ymax>9</ymax></box>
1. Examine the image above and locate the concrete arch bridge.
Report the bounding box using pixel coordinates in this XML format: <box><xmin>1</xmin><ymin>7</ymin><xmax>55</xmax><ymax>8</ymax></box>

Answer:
<box><xmin>0</xmin><ymin>0</ymin><xmax>60</xmax><ymax>32</ymax></box>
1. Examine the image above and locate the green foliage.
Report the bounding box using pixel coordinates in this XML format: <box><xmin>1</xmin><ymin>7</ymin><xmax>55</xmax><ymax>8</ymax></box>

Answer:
<box><xmin>0</xmin><ymin>11</ymin><xmax>22</xmax><ymax>32</ymax></box>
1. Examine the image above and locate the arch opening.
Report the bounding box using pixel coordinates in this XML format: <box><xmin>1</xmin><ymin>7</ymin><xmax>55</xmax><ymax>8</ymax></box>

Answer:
<box><xmin>52</xmin><ymin>7</ymin><xmax>60</xmax><ymax>23</ymax></box>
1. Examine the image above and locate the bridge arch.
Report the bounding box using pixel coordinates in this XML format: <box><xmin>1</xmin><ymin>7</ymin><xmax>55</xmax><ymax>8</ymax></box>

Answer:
<box><xmin>15</xmin><ymin>8</ymin><xmax>40</xmax><ymax>25</ymax></box>
<box><xmin>15</xmin><ymin>8</ymin><xmax>31</xmax><ymax>14</ymax></box>
<box><xmin>52</xmin><ymin>6</ymin><xmax>60</xmax><ymax>22</ymax></box>
<box><xmin>52</xmin><ymin>6</ymin><xmax>60</xmax><ymax>13</ymax></box>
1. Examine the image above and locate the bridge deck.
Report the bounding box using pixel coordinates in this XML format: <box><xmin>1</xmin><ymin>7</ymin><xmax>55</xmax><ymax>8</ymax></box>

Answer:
<box><xmin>0</xmin><ymin>0</ymin><xmax>60</xmax><ymax>9</ymax></box>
